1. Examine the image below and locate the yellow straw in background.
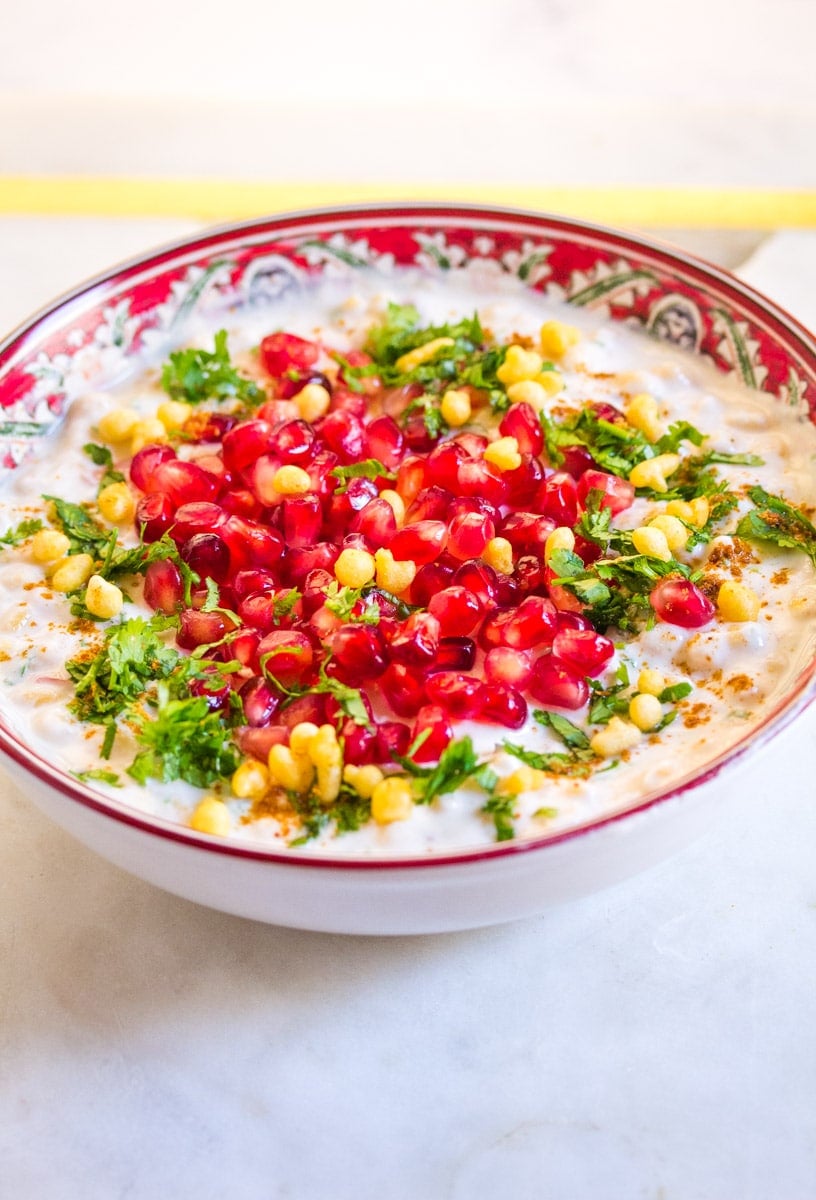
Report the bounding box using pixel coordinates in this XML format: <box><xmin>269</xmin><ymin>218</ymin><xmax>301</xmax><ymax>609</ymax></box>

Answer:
<box><xmin>1</xmin><ymin>177</ymin><xmax>815</xmax><ymax>229</ymax></box>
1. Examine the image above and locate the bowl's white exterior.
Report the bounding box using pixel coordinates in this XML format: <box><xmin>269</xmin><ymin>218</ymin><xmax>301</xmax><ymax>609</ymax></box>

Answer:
<box><xmin>6</xmin><ymin>754</ymin><xmax>729</xmax><ymax>934</ymax></box>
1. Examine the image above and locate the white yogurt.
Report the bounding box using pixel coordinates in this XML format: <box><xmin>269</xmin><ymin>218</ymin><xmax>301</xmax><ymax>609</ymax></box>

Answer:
<box><xmin>0</xmin><ymin>270</ymin><xmax>814</xmax><ymax>855</ymax></box>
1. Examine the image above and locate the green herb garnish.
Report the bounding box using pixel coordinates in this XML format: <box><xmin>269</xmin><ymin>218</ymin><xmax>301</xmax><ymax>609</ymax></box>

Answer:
<box><xmin>161</xmin><ymin>329</ymin><xmax>263</xmax><ymax>407</ymax></box>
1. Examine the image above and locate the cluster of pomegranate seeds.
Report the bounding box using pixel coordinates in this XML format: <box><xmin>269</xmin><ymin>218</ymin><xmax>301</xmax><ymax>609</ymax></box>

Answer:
<box><xmin>122</xmin><ymin>321</ymin><xmax>714</xmax><ymax>775</ymax></box>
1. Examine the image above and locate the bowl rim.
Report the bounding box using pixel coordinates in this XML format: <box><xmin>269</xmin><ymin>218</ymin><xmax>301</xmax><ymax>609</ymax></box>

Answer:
<box><xmin>2</xmin><ymin>200</ymin><xmax>815</xmax><ymax>872</ymax></box>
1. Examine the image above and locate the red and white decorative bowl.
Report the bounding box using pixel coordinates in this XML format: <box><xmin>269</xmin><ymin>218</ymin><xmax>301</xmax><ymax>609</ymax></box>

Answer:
<box><xmin>1</xmin><ymin>204</ymin><xmax>815</xmax><ymax>933</ymax></box>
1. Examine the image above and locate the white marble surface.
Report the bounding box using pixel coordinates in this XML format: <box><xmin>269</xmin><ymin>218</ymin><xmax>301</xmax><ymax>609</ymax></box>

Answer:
<box><xmin>1</xmin><ymin>223</ymin><xmax>815</xmax><ymax>1199</ymax></box>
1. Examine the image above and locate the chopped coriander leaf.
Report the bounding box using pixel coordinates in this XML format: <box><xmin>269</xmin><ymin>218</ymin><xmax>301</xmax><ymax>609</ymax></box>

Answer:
<box><xmin>654</xmin><ymin>421</ymin><xmax>706</xmax><ymax>455</ymax></box>
<box><xmin>501</xmin><ymin>741</ymin><xmax>592</xmax><ymax>777</ymax></box>
<box><xmin>73</xmin><ymin>768</ymin><xmax>122</xmax><ymax>787</ymax></box>
<box><xmin>83</xmin><ymin>442</ymin><xmax>125</xmax><ymax>491</ymax></box>
<box><xmin>481</xmin><ymin>793</ymin><xmax>516</xmax><ymax>841</ymax></box>
<box><xmin>161</xmin><ymin>329</ymin><xmax>263</xmax><ymax>407</ymax></box>
<box><xmin>66</xmin><ymin>615</ymin><xmax>181</xmax><ymax>724</ymax></box>
<box><xmin>533</xmin><ymin>709</ymin><xmax>592</xmax><ymax>753</ymax></box>
<box><xmin>658</xmin><ymin>682</ymin><xmax>693</xmax><ymax>704</ymax></box>
<box><xmin>103</xmin><ymin>533</ymin><xmax>198</xmax><ymax>605</ymax></box>
<box><xmin>539</xmin><ymin>410</ymin><xmax>703</xmax><ymax>479</ymax></box>
<box><xmin>550</xmin><ymin>548</ymin><xmax>692</xmax><ymax>634</ymax></box>
<box><xmin>43</xmin><ymin>495</ymin><xmax>112</xmax><ymax>556</ymax></box>
<box><xmin>415</xmin><ymin>736</ymin><xmax>497</xmax><ymax>806</ymax></box>
<box><xmin>127</xmin><ymin>684</ymin><xmax>240</xmax><ymax>789</ymax></box>
<box><xmin>736</xmin><ymin>486</ymin><xmax>816</xmax><ymax>566</ymax></box>
<box><xmin>288</xmin><ymin>784</ymin><xmax>372</xmax><ymax>845</ymax></box>
<box><xmin>330</xmin><ymin>459</ymin><xmax>396</xmax><ymax>489</ymax></box>
<box><xmin>587</xmin><ymin>677</ymin><xmax>631</xmax><ymax>725</ymax></box>
<box><xmin>323</xmin><ymin>582</ymin><xmax>380</xmax><ymax>625</ymax></box>
<box><xmin>0</xmin><ymin>517</ymin><xmax>44</xmax><ymax>547</ymax></box>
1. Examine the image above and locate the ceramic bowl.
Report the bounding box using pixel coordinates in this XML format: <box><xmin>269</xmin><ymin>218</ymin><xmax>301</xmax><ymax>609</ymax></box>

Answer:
<box><xmin>1</xmin><ymin>204</ymin><xmax>815</xmax><ymax>934</ymax></box>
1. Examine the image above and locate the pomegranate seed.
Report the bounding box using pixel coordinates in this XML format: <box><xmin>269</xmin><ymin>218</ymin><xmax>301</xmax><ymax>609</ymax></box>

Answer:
<box><xmin>305</xmin><ymin>449</ymin><xmax>340</xmax><ymax>499</ymax></box>
<box><xmin>176</xmin><ymin>608</ymin><xmax>228</xmax><ymax>650</ymax></box>
<box><xmin>232</xmin><ymin>569</ymin><xmax>278</xmax><ymax>600</ymax></box>
<box><xmin>279</xmin><ymin>693</ymin><xmax>329</xmax><ymax>729</ymax></box>
<box><xmin>221</xmin><ymin>516</ymin><xmax>284</xmax><ymax>571</ymax></box>
<box><xmin>285</xmin><ymin>542</ymin><xmax>341</xmax><ymax>586</ymax></box>
<box><xmin>380</xmin><ymin>663</ymin><xmax>427</xmax><ymax>718</ymax></box>
<box><xmin>180</xmin><ymin>532</ymin><xmax>231</xmax><ymax>583</ymax></box>
<box><xmin>236</xmin><ymin>726</ymin><xmax>289</xmax><ymax>759</ymax></box>
<box><xmin>502</xmin><ymin>596</ymin><xmax>559</xmax><ymax>648</ymax></box>
<box><xmin>318</xmin><ymin>409</ymin><xmax>365</xmax><ymax>462</ymax></box>
<box><xmin>558</xmin><ymin>444</ymin><xmax>595</xmax><ymax>478</ymax></box>
<box><xmin>454</xmin><ymin>432</ymin><xmax>489</xmax><ymax>458</ymax></box>
<box><xmin>500</xmin><ymin>511</ymin><xmax>556</xmax><ymax>557</ymax></box>
<box><xmin>193</xmin><ymin>454</ymin><xmax>230</xmax><ymax>490</ymax></box>
<box><xmin>221</xmin><ymin>420</ymin><xmax>276</xmax><ymax>473</ymax></box>
<box><xmin>189</xmin><ymin>668</ymin><xmax>232</xmax><ymax>712</ymax></box>
<box><xmin>650</xmin><ymin>577</ymin><xmax>715</xmax><ymax>628</ymax></box>
<box><xmin>589</xmin><ymin>401</ymin><xmax>624</xmax><ymax>424</ymax></box>
<box><xmin>376</xmin><ymin>721</ymin><xmax>412</xmax><ymax>762</ymax></box>
<box><xmin>396</xmin><ymin>455</ymin><xmax>427</xmax><ymax>504</ymax></box>
<box><xmin>433</xmin><ymin>636</ymin><xmax>477</xmax><ymax>671</ymax></box>
<box><xmin>171</xmin><ymin>501</ymin><xmax>227</xmax><ymax>543</ymax></box>
<box><xmin>428</xmin><ymin>585</ymin><xmax>483</xmax><ymax>636</ymax></box>
<box><xmin>244</xmin><ymin>454</ymin><xmax>285</xmax><ymax>506</ymax></box>
<box><xmin>528</xmin><ymin>655</ymin><xmax>589</xmax><ymax>710</ymax></box>
<box><xmin>351</xmin><ymin>497</ymin><xmax>397</xmax><ymax>549</ymax></box>
<box><xmin>309</xmin><ymin>604</ymin><xmax>342</xmax><ymax>641</ymax></box>
<box><xmin>300</xmin><ymin>568</ymin><xmax>335</xmax><ymax>616</ymax></box>
<box><xmin>148</xmin><ymin>453</ymin><xmax>217</xmax><ymax>501</ymax></box>
<box><xmin>452</xmin><ymin>560</ymin><xmax>499</xmax><ymax>607</ymax></box>
<box><xmin>283</xmin><ymin>494</ymin><xmax>323</xmax><ymax>548</ymax></box>
<box><xmin>425</xmin><ymin>441</ymin><xmax>468</xmax><ymax>490</ymax></box>
<box><xmin>403</xmin><ymin>412</ymin><xmax>439</xmax><ymax>452</ymax></box>
<box><xmin>135</xmin><ymin>493</ymin><xmax>174</xmax><ymax>542</ymax></box>
<box><xmin>340</xmin><ymin>718</ymin><xmax>378</xmax><ymax>766</ymax></box>
<box><xmin>409</xmin><ymin>704</ymin><xmax>453</xmax><ymax>764</ymax></box>
<box><xmin>268</xmin><ymin>419</ymin><xmax>317</xmax><ymax>465</ymax></box>
<box><xmin>411</xmin><ymin>561</ymin><xmax>455</xmax><ymax>607</ymax></box>
<box><xmin>329</xmin><ymin>624</ymin><xmax>388</xmax><ymax>681</ymax></box>
<box><xmin>406</xmin><ymin>486</ymin><xmax>454</xmax><ymax>523</ymax></box>
<box><xmin>504</xmin><ymin>454</ymin><xmax>546</xmax><ymax>506</ymax></box>
<box><xmin>499</xmin><ymin>402</ymin><xmax>544</xmax><ymax>457</ymax></box>
<box><xmin>238</xmin><ymin>675</ymin><xmax>282</xmax><ymax>726</ymax></box>
<box><xmin>238</xmin><ymin>590</ymin><xmax>289</xmax><ymax>634</ymax></box>
<box><xmin>446</xmin><ymin>511</ymin><xmax>495</xmax><ymax>560</ymax></box>
<box><xmin>390</xmin><ymin>520</ymin><xmax>448</xmax><ymax>565</ymax></box>
<box><xmin>555</xmin><ymin>610</ymin><xmax>593</xmax><ymax>632</ymax></box>
<box><xmin>577</xmin><ymin>469</ymin><xmax>635</xmax><ymax>516</ymax></box>
<box><xmin>143</xmin><ymin>559</ymin><xmax>184</xmax><ymax>613</ymax></box>
<box><xmin>536</xmin><ymin>472</ymin><xmax>579</xmax><ymax>526</ymax></box>
<box><xmin>129</xmin><ymin>443</ymin><xmax>176</xmax><ymax>491</ymax></box>
<box><xmin>328</xmin><ymin>387</ymin><xmax>366</xmax><ymax>418</ymax></box>
<box><xmin>479</xmin><ymin>684</ymin><xmax>528</xmax><ymax>729</ymax></box>
<box><xmin>221</xmin><ymin>488</ymin><xmax>264</xmax><ymax>519</ymax></box>
<box><xmin>456</xmin><ymin>458</ymin><xmax>509</xmax><ymax>505</ymax></box>
<box><xmin>484</xmin><ymin>646</ymin><xmax>533</xmax><ymax>689</ymax></box>
<box><xmin>229</xmin><ymin>627</ymin><xmax>261</xmax><ymax>670</ymax></box>
<box><xmin>260</xmin><ymin>331</ymin><xmax>319</xmax><ymax>378</ymax></box>
<box><xmin>514</xmin><ymin>555</ymin><xmax>547</xmax><ymax>595</ymax></box>
<box><xmin>389</xmin><ymin>611</ymin><xmax>441</xmax><ymax>666</ymax></box>
<box><xmin>424</xmin><ymin>672</ymin><xmax>485</xmax><ymax>719</ymax></box>
<box><xmin>552</xmin><ymin>628</ymin><xmax>614</xmax><ymax>676</ymax></box>
<box><xmin>364</xmin><ymin>414</ymin><xmax>404</xmax><ymax>468</ymax></box>
<box><xmin>257</xmin><ymin>629</ymin><xmax>314</xmax><ymax>685</ymax></box>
